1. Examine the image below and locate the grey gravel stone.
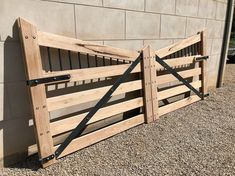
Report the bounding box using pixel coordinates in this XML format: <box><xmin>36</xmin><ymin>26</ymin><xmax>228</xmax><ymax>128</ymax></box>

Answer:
<box><xmin>1</xmin><ymin>63</ymin><xmax>235</xmax><ymax>175</ymax></box>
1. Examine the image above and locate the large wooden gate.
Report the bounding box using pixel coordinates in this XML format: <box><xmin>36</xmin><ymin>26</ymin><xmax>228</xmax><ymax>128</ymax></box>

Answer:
<box><xmin>18</xmin><ymin>18</ymin><xmax>208</xmax><ymax>167</ymax></box>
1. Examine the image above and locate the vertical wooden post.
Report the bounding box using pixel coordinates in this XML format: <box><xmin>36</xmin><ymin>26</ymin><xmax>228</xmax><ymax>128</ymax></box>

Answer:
<box><xmin>142</xmin><ymin>45</ymin><xmax>159</xmax><ymax>123</ymax></box>
<box><xmin>199</xmin><ymin>31</ymin><xmax>208</xmax><ymax>99</ymax></box>
<box><xmin>18</xmin><ymin>18</ymin><xmax>55</xmax><ymax>167</ymax></box>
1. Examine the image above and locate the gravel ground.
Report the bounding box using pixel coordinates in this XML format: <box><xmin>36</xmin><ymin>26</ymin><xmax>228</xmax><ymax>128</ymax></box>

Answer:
<box><xmin>1</xmin><ymin>63</ymin><xmax>235</xmax><ymax>176</ymax></box>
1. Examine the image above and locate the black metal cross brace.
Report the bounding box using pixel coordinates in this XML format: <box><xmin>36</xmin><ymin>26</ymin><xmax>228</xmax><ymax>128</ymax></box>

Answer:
<box><xmin>45</xmin><ymin>53</ymin><xmax>143</xmax><ymax>161</ymax></box>
<box><xmin>155</xmin><ymin>55</ymin><xmax>204</xmax><ymax>99</ymax></box>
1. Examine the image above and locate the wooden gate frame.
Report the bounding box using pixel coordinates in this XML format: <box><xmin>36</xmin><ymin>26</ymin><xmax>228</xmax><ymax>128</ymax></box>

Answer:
<box><xmin>18</xmin><ymin>18</ymin><xmax>208</xmax><ymax>168</ymax></box>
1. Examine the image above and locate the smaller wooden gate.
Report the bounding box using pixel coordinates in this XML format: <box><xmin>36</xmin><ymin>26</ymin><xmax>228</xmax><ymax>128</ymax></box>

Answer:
<box><xmin>18</xmin><ymin>18</ymin><xmax>208</xmax><ymax>168</ymax></box>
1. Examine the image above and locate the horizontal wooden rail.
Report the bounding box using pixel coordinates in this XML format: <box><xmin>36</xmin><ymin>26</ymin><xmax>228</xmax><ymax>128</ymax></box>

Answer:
<box><xmin>43</xmin><ymin>55</ymin><xmax>199</xmax><ymax>83</ymax></box>
<box><xmin>158</xmin><ymin>80</ymin><xmax>201</xmax><ymax>101</ymax></box>
<box><xmin>47</xmin><ymin>80</ymin><xmax>143</xmax><ymax>111</ymax></box>
<box><xmin>50</xmin><ymin>97</ymin><xmax>144</xmax><ymax>136</ymax></box>
<box><xmin>157</xmin><ymin>67</ymin><xmax>201</xmax><ymax>85</ymax></box>
<box><xmin>158</xmin><ymin>95</ymin><xmax>201</xmax><ymax>116</ymax></box>
<box><xmin>155</xmin><ymin>55</ymin><xmax>200</xmax><ymax>70</ymax></box>
<box><xmin>54</xmin><ymin>114</ymin><xmax>144</xmax><ymax>158</ymax></box>
<box><xmin>38</xmin><ymin>31</ymin><xmax>139</xmax><ymax>61</ymax></box>
<box><xmin>156</xmin><ymin>33</ymin><xmax>201</xmax><ymax>58</ymax></box>
<box><xmin>47</xmin><ymin>67</ymin><xmax>201</xmax><ymax>112</ymax></box>
<box><xmin>43</xmin><ymin>64</ymin><xmax>141</xmax><ymax>82</ymax></box>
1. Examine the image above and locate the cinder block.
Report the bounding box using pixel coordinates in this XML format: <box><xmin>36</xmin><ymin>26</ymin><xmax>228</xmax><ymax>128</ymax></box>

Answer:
<box><xmin>0</xmin><ymin>83</ymin><xmax>12</xmax><ymax>122</ymax></box>
<box><xmin>126</xmin><ymin>11</ymin><xmax>160</xmax><ymax>39</ymax></box>
<box><xmin>0</xmin><ymin>0</ymin><xmax>76</xmax><ymax>41</ymax></box>
<box><xmin>211</xmin><ymin>39</ymin><xmax>223</xmax><ymax>55</ymax></box>
<box><xmin>47</xmin><ymin>0</ymin><xmax>102</xmax><ymax>6</ymax></box>
<box><xmin>104</xmin><ymin>40</ymin><xmax>143</xmax><ymax>51</ymax></box>
<box><xmin>198</xmin><ymin>0</ymin><xmax>216</xmax><ymax>19</ymax></box>
<box><xmin>186</xmin><ymin>18</ymin><xmax>206</xmax><ymax>37</ymax></box>
<box><xmin>0</xmin><ymin>117</ymin><xmax>34</xmax><ymax>166</ymax></box>
<box><xmin>103</xmin><ymin>0</ymin><xmax>144</xmax><ymax>11</ymax></box>
<box><xmin>145</xmin><ymin>0</ymin><xmax>175</xmax><ymax>14</ymax></box>
<box><xmin>0</xmin><ymin>43</ymin><xmax>3</xmax><ymax>83</ymax></box>
<box><xmin>160</xmin><ymin>15</ymin><xmax>186</xmax><ymax>39</ymax></box>
<box><xmin>6</xmin><ymin>82</ymin><xmax>32</xmax><ymax>119</ymax></box>
<box><xmin>144</xmin><ymin>39</ymin><xmax>173</xmax><ymax>50</ymax></box>
<box><xmin>76</xmin><ymin>6</ymin><xmax>125</xmax><ymax>40</ymax></box>
<box><xmin>206</xmin><ymin>20</ymin><xmax>222</xmax><ymax>38</ymax></box>
<box><xmin>176</xmin><ymin>0</ymin><xmax>199</xmax><ymax>17</ymax></box>
<box><xmin>208</xmin><ymin>55</ymin><xmax>219</xmax><ymax>72</ymax></box>
<box><xmin>208</xmin><ymin>70</ymin><xmax>218</xmax><ymax>88</ymax></box>
<box><xmin>207</xmin><ymin>39</ymin><xmax>213</xmax><ymax>56</ymax></box>
<box><xmin>0</xmin><ymin>42</ymin><xmax>26</xmax><ymax>83</ymax></box>
<box><xmin>216</xmin><ymin>2</ymin><xmax>227</xmax><ymax>20</ymax></box>
<box><xmin>220</xmin><ymin>21</ymin><xmax>225</xmax><ymax>38</ymax></box>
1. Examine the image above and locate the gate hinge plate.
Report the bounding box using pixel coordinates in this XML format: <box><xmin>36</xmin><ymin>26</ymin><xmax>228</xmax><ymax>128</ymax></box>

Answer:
<box><xmin>27</xmin><ymin>74</ymin><xmax>71</xmax><ymax>86</ymax></box>
<box><xmin>39</xmin><ymin>154</ymin><xmax>55</xmax><ymax>163</ymax></box>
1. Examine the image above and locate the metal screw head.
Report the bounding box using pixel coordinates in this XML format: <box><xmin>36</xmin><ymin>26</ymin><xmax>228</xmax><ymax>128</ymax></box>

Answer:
<box><xmin>25</xmin><ymin>36</ymin><xmax>28</xmax><ymax>39</ymax></box>
<box><xmin>32</xmin><ymin>36</ymin><xmax>36</xmax><ymax>39</ymax></box>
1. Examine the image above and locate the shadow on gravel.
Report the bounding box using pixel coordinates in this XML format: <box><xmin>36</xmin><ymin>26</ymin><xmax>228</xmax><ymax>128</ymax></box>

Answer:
<box><xmin>7</xmin><ymin>155</ymin><xmax>41</xmax><ymax>171</ymax></box>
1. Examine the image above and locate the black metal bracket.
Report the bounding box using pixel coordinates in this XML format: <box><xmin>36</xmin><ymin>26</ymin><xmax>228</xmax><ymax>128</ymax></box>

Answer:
<box><xmin>27</xmin><ymin>74</ymin><xmax>71</xmax><ymax>86</ymax></box>
<box><xmin>155</xmin><ymin>55</ymin><xmax>203</xmax><ymax>99</ymax></box>
<box><xmin>39</xmin><ymin>154</ymin><xmax>55</xmax><ymax>164</ymax></box>
<box><xmin>194</xmin><ymin>56</ymin><xmax>209</xmax><ymax>62</ymax></box>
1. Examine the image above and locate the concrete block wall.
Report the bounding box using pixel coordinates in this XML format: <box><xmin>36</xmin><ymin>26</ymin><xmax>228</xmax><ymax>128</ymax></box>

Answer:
<box><xmin>0</xmin><ymin>0</ymin><xmax>228</xmax><ymax>166</ymax></box>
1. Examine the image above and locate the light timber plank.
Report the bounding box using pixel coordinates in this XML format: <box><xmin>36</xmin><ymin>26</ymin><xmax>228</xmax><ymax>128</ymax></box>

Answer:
<box><xmin>155</xmin><ymin>55</ymin><xmax>200</xmax><ymax>70</ymax></box>
<box><xmin>43</xmin><ymin>56</ymin><xmax>199</xmax><ymax>84</ymax></box>
<box><xmin>37</xmin><ymin>31</ymin><xmax>139</xmax><ymax>61</ymax></box>
<box><xmin>142</xmin><ymin>46</ymin><xmax>154</xmax><ymax>123</ymax></box>
<box><xmin>199</xmin><ymin>31</ymin><xmax>208</xmax><ymax>98</ymax></box>
<box><xmin>158</xmin><ymin>95</ymin><xmax>201</xmax><ymax>116</ymax></box>
<box><xmin>50</xmin><ymin>97</ymin><xmax>144</xmax><ymax>136</ymax></box>
<box><xmin>17</xmin><ymin>18</ymin><xmax>55</xmax><ymax>167</ymax></box>
<box><xmin>158</xmin><ymin>81</ymin><xmax>201</xmax><ymax>100</ymax></box>
<box><xmin>47</xmin><ymin>80</ymin><xmax>143</xmax><ymax>111</ymax></box>
<box><xmin>43</xmin><ymin>64</ymin><xmax>141</xmax><ymax>83</ymax></box>
<box><xmin>54</xmin><ymin>114</ymin><xmax>145</xmax><ymax>158</ymax></box>
<box><xmin>157</xmin><ymin>67</ymin><xmax>201</xmax><ymax>85</ymax></box>
<box><xmin>149</xmin><ymin>46</ymin><xmax>159</xmax><ymax>121</ymax></box>
<box><xmin>156</xmin><ymin>33</ymin><xmax>201</xmax><ymax>58</ymax></box>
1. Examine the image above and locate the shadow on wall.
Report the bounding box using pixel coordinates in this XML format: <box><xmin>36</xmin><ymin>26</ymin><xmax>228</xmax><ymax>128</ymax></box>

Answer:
<box><xmin>0</xmin><ymin>21</ymin><xmax>36</xmax><ymax>167</ymax></box>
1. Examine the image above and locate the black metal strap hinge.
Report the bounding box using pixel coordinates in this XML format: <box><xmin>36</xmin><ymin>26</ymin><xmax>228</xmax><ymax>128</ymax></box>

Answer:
<box><xmin>155</xmin><ymin>55</ymin><xmax>203</xmax><ymax>99</ymax></box>
<box><xmin>27</xmin><ymin>74</ymin><xmax>71</xmax><ymax>86</ymax></box>
<box><xmin>39</xmin><ymin>154</ymin><xmax>55</xmax><ymax>163</ymax></box>
<box><xmin>194</xmin><ymin>55</ymin><xmax>209</xmax><ymax>62</ymax></box>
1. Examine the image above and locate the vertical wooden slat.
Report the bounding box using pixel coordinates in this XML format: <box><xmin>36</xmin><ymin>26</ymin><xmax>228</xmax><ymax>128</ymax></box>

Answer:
<box><xmin>17</xmin><ymin>18</ymin><xmax>55</xmax><ymax>167</ymax></box>
<box><xmin>142</xmin><ymin>46</ymin><xmax>153</xmax><ymax>123</ymax></box>
<box><xmin>142</xmin><ymin>45</ymin><xmax>159</xmax><ymax>123</ymax></box>
<box><xmin>199</xmin><ymin>31</ymin><xmax>208</xmax><ymax>98</ymax></box>
<box><xmin>149</xmin><ymin>46</ymin><xmax>159</xmax><ymax>121</ymax></box>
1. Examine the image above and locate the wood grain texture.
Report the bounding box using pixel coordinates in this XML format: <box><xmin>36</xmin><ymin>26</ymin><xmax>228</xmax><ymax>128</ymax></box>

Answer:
<box><xmin>54</xmin><ymin>114</ymin><xmax>145</xmax><ymax>158</ymax></box>
<box><xmin>158</xmin><ymin>95</ymin><xmax>201</xmax><ymax>116</ymax></box>
<box><xmin>156</xmin><ymin>33</ymin><xmax>201</xmax><ymax>58</ymax></box>
<box><xmin>38</xmin><ymin>31</ymin><xmax>139</xmax><ymax>61</ymax></box>
<box><xmin>47</xmin><ymin>80</ymin><xmax>143</xmax><ymax>111</ymax></box>
<box><xmin>50</xmin><ymin>97</ymin><xmax>144</xmax><ymax>136</ymax></box>
<box><xmin>17</xmin><ymin>18</ymin><xmax>55</xmax><ymax>167</ymax></box>
<box><xmin>199</xmin><ymin>31</ymin><xmax>208</xmax><ymax>98</ymax></box>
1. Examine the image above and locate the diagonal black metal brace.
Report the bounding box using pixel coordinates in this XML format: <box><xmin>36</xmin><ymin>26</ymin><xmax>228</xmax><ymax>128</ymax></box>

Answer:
<box><xmin>54</xmin><ymin>54</ymin><xmax>142</xmax><ymax>159</ymax></box>
<box><xmin>155</xmin><ymin>55</ymin><xmax>203</xmax><ymax>99</ymax></box>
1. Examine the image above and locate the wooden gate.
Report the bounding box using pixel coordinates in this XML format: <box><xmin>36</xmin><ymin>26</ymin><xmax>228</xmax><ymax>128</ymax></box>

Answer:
<box><xmin>17</xmin><ymin>18</ymin><xmax>208</xmax><ymax>168</ymax></box>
